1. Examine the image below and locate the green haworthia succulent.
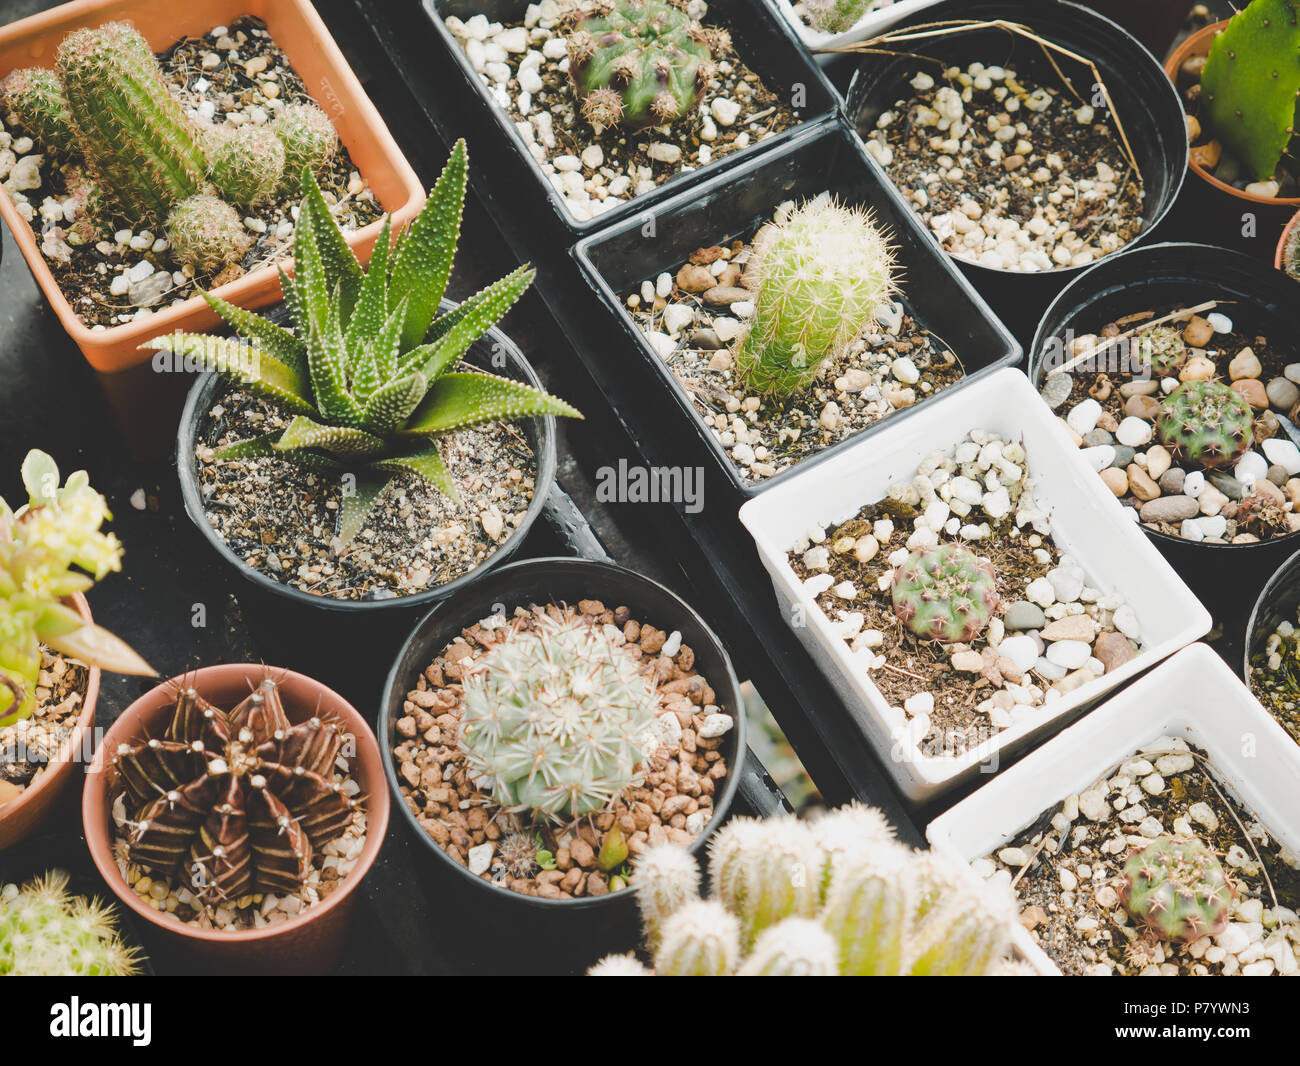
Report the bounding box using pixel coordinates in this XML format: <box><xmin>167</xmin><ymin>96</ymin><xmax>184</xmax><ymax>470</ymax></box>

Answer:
<box><xmin>1119</xmin><ymin>835</ymin><xmax>1234</xmax><ymax>942</ymax></box>
<box><xmin>458</xmin><ymin>613</ymin><xmax>657</xmax><ymax>822</ymax></box>
<box><xmin>1200</xmin><ymin>0</ymin><xmax>1300</xmax><ymax>183</ymax></box>
<box><xmin>891</xmin><ymin>543</ymin><xmax>1000</xmax><ymax>644</ymax></box>
<box><xmin>736</xmin><ymin>195</ymin><xmax>896</xmax><ymax>396</ymax></box>
<box><xmin>0</xmin><ymin>451</ymin><xmax>154</xmax><ymax>729</ymax></box>
<box><xmin>1156</xmin><ymin>380</ymin><xmax>1255</xmax><ymax>469</ymax></box>
<box><xmin>566</xmin><ymin>0</ymin><xmax>718</xmax><ymax>132</ymax></box>
<box><xmin>591</xmin><ymin>805</ymin><xmax>1018</xmax><ymax>976</ymax></box>
<box><xmin>0</xmin><ymin>871</ymin><xmax>142</xmax><ymax>975</ymax></box>
<box><xmin>145</xmin><ymin>140</ymin><xmax>582</xmax><ymax>546</ymax></box>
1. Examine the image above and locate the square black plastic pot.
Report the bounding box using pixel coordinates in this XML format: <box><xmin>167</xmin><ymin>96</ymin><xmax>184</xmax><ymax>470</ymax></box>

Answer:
<box><xmin>844</xmin><ymin>0</ymin><xmax>1187</xmax><ymax>345</ymax></box>
<box><xmin>419</xmin><ymin>0</ymin><xmax>841</xmax><ymax>235</ymax></box>
<box><xmin>571</xmin><ymin>118</ymin><xmax>1023</xmax><ymax>502</ymax></box>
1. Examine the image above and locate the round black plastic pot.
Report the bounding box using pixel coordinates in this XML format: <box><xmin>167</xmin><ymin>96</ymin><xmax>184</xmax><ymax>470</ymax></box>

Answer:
<box><xmin>176</xmin><ymin>300</ymin><xmax>559</xmax><ymax>714</ymax></box>
<box><xmin>845</xmin><ymin>0</ymin><xmax>1187</xmax><ymax>345</ymax></box>
<box><xmin>1242</xmin><ymin>547</ymin><xmax>1300</xmax><ymax>692</ymax></box>
<box><xmin>1029</xmin><ymin>241</ymin><xmax>1300</xmax><ymax>625</ymax></box>
<box><xmin>379</xmin><ymin>556</ymin><xmax>747</xmax><ymax>976</ymax></box>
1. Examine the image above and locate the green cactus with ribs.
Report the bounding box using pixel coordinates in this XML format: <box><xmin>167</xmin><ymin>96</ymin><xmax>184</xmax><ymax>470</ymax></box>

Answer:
<box><xmin>566</xmin><ymin>0</ymin><xmax>719</xmax><ymax>132</ymax></box>
<box><xmin>1119</xmin><ymin>835</ymin><xmax>1234</xmax><ymax>942</ymax></box>
<box><xmin>1200</xmin><ymin>0</ymin><xmax>1300</xmax><ymax>183</ymax></box>
<box><xmin>0</xmin><ymin>871</ymin><xmax>142</xmax><ymax>975</ymax></box>
<box><xmin>891</xmin><ymin>543</ymin><xmax>1000</xmax><ymax>644</ymax></box>
<box><xmin>1156</xmin><ymin>380</ymin><xmax>1255</xmax><ymax>469</ymax></box>
<box><xmin>1</xmin><ymin>20</ymin><xmax>340</xmax><ymax>274</ymax></box>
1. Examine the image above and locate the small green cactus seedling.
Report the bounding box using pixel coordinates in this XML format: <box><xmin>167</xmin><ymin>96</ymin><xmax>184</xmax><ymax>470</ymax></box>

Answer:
<box><xmin>566</xmin><ymin>0</ymin><xmax>717</xmax><ymax>132</ymax></box>
<box><xmin>891</xmin><ymin>543</ymin><xmax>999</xmax><ymax>644</ymax></box>
<box><xmin>0</xmin><ymin>871</ymin><xmax>142</xmax><ymax>975</ymax></box>
<box><xmin>1200</xmin><ymin>0</ymin><xmax>1300</xmax><ymax>183</ymax></box>
<box><xmin>590</xmin><ymin>805</ymin><xmax>1017</xmax><ymax>976</ymax></box>
<box><xmin>272</xmin><ymin>103</ymin><xmax>340</xmax><ymax>191</ymax></box>
<box><xmin>1119</xmin><ymin>835</ymin><xmax>1234</xmax><ymax>942</ymax></box>
<box><xmin>164</xmin><ymin>193</ymin><xmax>252</xmax><ymax>275</ymax></box>
<box><xmin>1156</xmin><ymin>380</ymin><xmax>1255</xmax><ymax>469</ymax></box>
<box><xmin>801</xmin><ymin>0</ymin><xmax>876</xmax><ymax>34</ymax></box>
<box><xmin>458</xmin><ymin>614</ymin><xmax>659</xmax><ymax>822</ymax></box>
<box><xmin>736</xmin><ymin>195</ymin><xmax>896</xmax><ymax>396</ymax></box>
<box><xmin>1140</xmin><ymin>325</ymin><xmax>1188</xmax><ymax>377</ymax></box>
<box><xmin>208</xmin><ymin>125</ymin><xmax>287</xmax><ymax>207</ymax></box>
<box><xmin>0</xmin><ymin>450</ymin><xmax>154</xmax><ymax>729</ymax></box>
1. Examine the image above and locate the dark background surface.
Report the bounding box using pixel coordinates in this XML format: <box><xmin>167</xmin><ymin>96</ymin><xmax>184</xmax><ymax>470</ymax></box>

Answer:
<box><xmin>0</xmin><ymin>0</ymin><xmax>1269</xmax><ymax>975</ymax></box>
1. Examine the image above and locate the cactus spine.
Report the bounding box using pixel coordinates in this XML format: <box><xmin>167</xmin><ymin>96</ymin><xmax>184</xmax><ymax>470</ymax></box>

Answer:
<box><xmin>0</xmin><ymin>871</ymin><xmax>141</xmax><ymax>976</ymax></box>
<box><xmin>1119</xmin><ymin>835</ymin><xmax>1234</xmax><ymax>942</ymax></box>
<box><xmin>1156</xmin><ymin>380</ymin><xmax>1256</xmax><ymax>469</ymax></box>
<box><xmin>891</xmin><ymin>543</ymin><xmax>1000</xmax><ymax>643</ymax></box>
<box><xmin>566</xmin><ymin>0</ymin><xmax>716</xmax><ymax>132</ymax></box>
<box><xmin>591</xmin><ymin>806</ymin><xmax>1017</xmax><ymax>976</ymax></box>
<box><xmin>736</xmin><ymin>196</ymin><xmax>896</xmax><ymax>396</ymax></box>
<box><xmin>1200</xmin><ymin>0</ymin><xmax>1300</xmax><ymax>182</ymax></box>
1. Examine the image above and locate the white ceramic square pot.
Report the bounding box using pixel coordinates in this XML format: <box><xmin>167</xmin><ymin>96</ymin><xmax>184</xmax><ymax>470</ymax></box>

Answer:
<box><xmin>927</xmin><ymin>643</ymin><xmax>1300</xmax><ymax>974</ymax></box>
<box><xmin>737</xmin><ymin>368</ymin><xmax>1210</xmax><ymax>801</ymax></box>
<box><xmin>766</xmin><ymin>0</ymin><xmax>941</xmax><ymax>53</ymax></box>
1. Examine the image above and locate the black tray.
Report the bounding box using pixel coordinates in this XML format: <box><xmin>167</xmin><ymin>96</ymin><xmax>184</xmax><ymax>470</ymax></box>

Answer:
<box><xmin>420</xmin><ymin>0</ymin><xmax>842</xmax><ymax>235</ymax></box>
<box><xmin>572</xmin><ymin>118</ymin><xmax>1022</xmax><ymax>501</ymax></box>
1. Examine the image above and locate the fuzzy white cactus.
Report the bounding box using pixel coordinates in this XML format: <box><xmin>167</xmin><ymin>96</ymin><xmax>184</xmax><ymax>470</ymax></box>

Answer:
<box><xmin>588</xmin><ymin>805</ymin><xmax>1017</xmax><ymax>976</ymax></box>
<box><xmin>633</xmin><ymin>840</ymin><xmax>701</xmax><ymax>951</ymax></box>
<box><xmin>458</xmin><ymin>616</ymin><xmax>659</xmax><ymax>822</ymax></box>
<box><xmin>587</xmin><ymin>953</ymin><xmax>654</xmax><ymax>976</ymax></box>
<box><xmin>736</xmin><ymin>194</ymin><xmax>896</xmax><ymax>396</ymax></box>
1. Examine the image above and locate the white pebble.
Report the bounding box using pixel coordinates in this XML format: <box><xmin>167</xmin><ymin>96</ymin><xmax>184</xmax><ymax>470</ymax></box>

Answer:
<box><xmin>1115</xmin><ymin>417</ymin><xmax>1153</xmax><ymax>448</ymax></box>
<box><xmin>1066</xmin><ymin>399</ymin><xmax>1102</xmax><ymax>435</ymax></box>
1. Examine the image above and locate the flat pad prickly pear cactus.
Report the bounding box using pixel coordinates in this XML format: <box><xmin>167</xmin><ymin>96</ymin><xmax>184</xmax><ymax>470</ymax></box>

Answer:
<box><xmin>1156</xmin><ymin>380</ymin><xmax>1255</xmax><ymax>469</ymax></box>
<box><xmin>891</xmin><ymin>543</ymin><xmax>999</xmax><ymax>644</ymax></box>
<box><xmin>1119</xmin><ymin>835</ymin><xmax>1233</xmax><ymax>942</ymax></box>
<box><xmin>1201</xmin><ymin>0</ymin><xmax>1300</xmax><ymax>182</ymax></box>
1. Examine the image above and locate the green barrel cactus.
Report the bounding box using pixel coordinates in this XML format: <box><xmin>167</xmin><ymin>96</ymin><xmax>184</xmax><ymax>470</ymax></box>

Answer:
<box><xmin>1200</xmin><ymin>0</ymin><xmax>1300</xmax><ymax>182</ymax></box>
<box><xmin>737</xmin><ymin>917</ymin><xmax>839</xmax><ymax>975</ymax></box>
<box><xmin>566</xmin><ymin>0</ymin><xmax>716</xmax><ymax>132</ymax></box>
<box><xmin>457</xmin><ymin>614</ymin><xmax>659</xmax><ymax>823</ymax></box>
<box><xmin>0</xmin><ymin>871</ymin><xmax>141</xmax><ymax>976</ymax></box>
<box><xmin>0</xmin><ymin>67</ymin><xmax>76</xmax><ymax>151</ymax></box>
<box><xmin>272</xmin><ymin>102</ymin><xmax>340</xmax><ymax>191</ymax></box>
<box><xmin>654</xmin><ymin>899</ymin><xmax>740</xmax><ymax>975</ymax></box>
<box><xmin>208</xmin><ymin>125</ymin><xmax>286</xmax><ymax>207</ymax></box>
<box><xmin>891</xmin><ymin>544</ymin><xmax>999</xmax><ymax>644</ymax></box>
<box><xmin>1119</xmin><ymin>835</ymin><xmax>1234</xmax><ymax>942</ymax></box>
<box><xmin>709</xmin><ymin>815</ymin><xmax>821</xmax><ymax>949</ymax></box>
<box><xmin>164</xmin><ymin>193</ymin><xmax>251</xmax><ymax>274</ymax></box>
<box><xmin>736</xmin><ymin>196</ymin><xmax>896</xmax><ymax>396</ymax></box>
<box><xmin>1156</xmin><ymin>380</ymin><xmax>1255</xmax><ymax>469</ymax></box>
<box><xmin>1141</xmin><ymin>325</ymin><xmax>1188</xmax><ymax>378</ymax></box>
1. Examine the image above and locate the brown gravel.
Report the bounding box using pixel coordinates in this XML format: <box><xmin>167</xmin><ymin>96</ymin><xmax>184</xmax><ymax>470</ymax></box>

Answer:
<box><xmin>394</xmin><ymin>598</ymin><xmax>733</xmax><ymax>899</ymax></box>
<box><xmin>0</xmin><ymin>648</ymin><xmax>88</xmax><ymax>805</ymax></box>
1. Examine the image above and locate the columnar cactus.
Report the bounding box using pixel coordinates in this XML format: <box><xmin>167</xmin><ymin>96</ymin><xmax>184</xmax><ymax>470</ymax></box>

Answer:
<box><xmin>1119</xmin><ymin>835</ymin><xmax>1234</xmax><ymax>942</ymax></box>
<box><xmin>589</xmin><ymin>805</ymin><xmax>1018</xmax><ymax>976</ymax></box>
<box><xmin>1141</xmin><ymin>324</ymin><xmax>1188</xmax><ymax>378</ymax></box>
<box><xmin>1200</xmin><ymin>0</ymin><xmax>1300</xmax><ymax>182</ymax></box>
<box><xmin>457</xmin><ymin>614</ymin><xmax>659</xmax><ymax>823</ymax></box>
<box><xmin>801</xmin><ymin>0</ymin><xmax>876</xmax><ymax>34</ymax></box>
<box><xmin>736</xmin><ymin>196</ymin><xmax>896</xmax><ymax>396</ymax></box>
<box><xmin>0</xmin><ymin>871</ymin><xmax>141</xmax><ymax>975</ymax></box>
<box><xmin>891</xmin><ymin>543</ymin><xmax>1000</xmax><ymax>643</ymax></box>
<box><xmin>566</xmin><ymin>0</ymin><xmax>716</xmax><ymax>132</ymax></box>
<box><xmin>1156</xmin><ymin>380</ymin><xmax>1255</xmax><ymax>469</ymax></box>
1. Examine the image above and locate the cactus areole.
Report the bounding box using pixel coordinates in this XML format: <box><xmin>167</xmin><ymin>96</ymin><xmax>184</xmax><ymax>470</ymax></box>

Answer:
<box><xmin>566</xmin><ymin>0</ymin><xmax>716</xmax><ymax>132</ymax></box>
<box><xmin>891</xmin><ymin>544</ymin><xmax>999</xmax><ymax>643</ymax></box>
<box><xmin>1156</xmin><ymin>380</ymin><xmax>1255</xmax><ymax>469</ymax></box>
<box><xmin>1119</xmin><ymin>835</ymin><xmax>1233</xmax><ymax>942</ymax></box>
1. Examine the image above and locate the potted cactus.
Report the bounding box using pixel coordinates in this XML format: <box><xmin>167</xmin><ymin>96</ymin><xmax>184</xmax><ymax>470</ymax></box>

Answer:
<box><xmin>167</xmin><ymin>140</ymin><xmax>581</xmax><ymax>612</ymax></box>
<box><xmin>0</xmin><ymin>450</ymin><xmax>154</xmax><ymax>852</ymax></box>
<box><xmin>0</xmin><ymin>0</ymin><xmax>424</xmax><ymax>374</ymax></box>
<box><xmin>590</xmin><ymin>803</ymin><xmax>1020</xmax><ymax>975</ymax></box>
<box><xmin>380</xmin><ymin>556</ymin><xmax>747</xmax><ymax>973</ymax></box>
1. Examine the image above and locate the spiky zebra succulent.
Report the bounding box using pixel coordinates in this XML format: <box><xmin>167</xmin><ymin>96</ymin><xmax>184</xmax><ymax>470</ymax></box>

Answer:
<box><xmin>1156</xmin><ymin>380</ymin><xmax>1255</xmax><ymax>469</ymax></box>
<box><xmin>0</xmin><ymin>450</ymin><xmax>154</xmax><ymax>729</ymax></box>
<box><xmin>113</xmin><ymin>677</ymin><xmax>360</xmax><ymax>906</ymax></box>
<box><xmin>590</xmin><ymin>806</ymin><xmax>1018</xmax><ymax>975</ymax></box>
<box><xmin>1119</xmin><ymin>835</ymin><xmax>1234</xmax><ymax>942</ymax></box>
<box><xmin>565</xmin><ymin>0</ymin><xmax>718</xmax><ymax>132</ymax></box>
<box><xmin>736</xmin><ymin>195</ymin><xmax>896</xmax><ymax>396</ymax></box>
<box><xmin>891</xmin><ymin>543</ymin><xmax>999</xmax><ymax>644</ymax></box>
<box><xmin>458</xmin><ymin>614</ymin><xmax>659</xmax><ymax>823</ymax></box>
<box><xmin>146</xmin><ymin>140</ymin><xmax>581</xmax><ymax>545</ymax></box>
<box><xmin>0</xmin><ymin>871</ymin><xmax>142</xmax><ymax>975</ymax></box>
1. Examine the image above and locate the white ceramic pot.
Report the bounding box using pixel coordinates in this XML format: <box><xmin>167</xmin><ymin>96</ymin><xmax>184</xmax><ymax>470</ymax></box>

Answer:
<box><xmin>737</xmin><ymin>367</ymin><xmax>1210</xmax><ymax>801</ymax></box>
<box><xmin>927</xmin><ymin>643</ymin><xmax>1300</xmax><ymax>974</ymax></box>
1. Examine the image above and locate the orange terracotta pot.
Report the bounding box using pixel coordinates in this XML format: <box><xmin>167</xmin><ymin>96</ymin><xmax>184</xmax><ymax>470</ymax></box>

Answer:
<box><xmin>1275</xmin><ymin>208</ymin><xmax>1300</xmax><ymax>275</ymax></box>
<box><xmin>82</xmin><ymin>663</ymin><xmax>390</xmax><ymax>974</ymax></box>
<box><xmin>0</xmin><ymin>592</ymin><xmax>100</xmax><ymax>852</ymax></box>
<box><xmin>0</xmin><ymin>0</ymin><xmax>425</xmax><ymax>373</ymax></box>
<box><xmin>1164</xmin><ymin>21</ymin><xmax>1300</xmax><ymax>209</ymax></box>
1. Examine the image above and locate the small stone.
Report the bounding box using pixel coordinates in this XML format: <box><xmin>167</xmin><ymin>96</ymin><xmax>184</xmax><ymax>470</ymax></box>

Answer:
<box><xmin>1182</xmin><ymin>316</ymin><xmax>1214</xmax><ymax>347</ymax></box>
<box><xmin>951</xmin><ymin>650</ymin><xmax>984</xmax><ymax>673</ymax></box>
<box><xmin>1262</xmin><ymin>437</ymin><xmax>1300</xmax><ymax>475</ymax></box>
<box><xmin>1041</xmin><ymin>373</ymin><xmax>1072</xmax><ymax>410</ymax></box>
<box><xmin>1145</xmin><ymin>445</ymin><xmax>1172</xmax><ymax>481</ymax></box>
<box><xmin>1128</xmin><ymin>465</ymin><xmax>1161</xmax><ymax>502</ymax></box>
<box><xmin>1267</xmin><ymin>377</ymin><xmax>1300</xmax><ymax>411</ymax></box>
<box><xmin>1116</xmin><ymin>417</ymin><xmax>1153</xmax><ymax>447</ymax></box>
<box><xmin>1093</xmin><ymin>630</ymin><xmax>1135</xmax><ymax>673</ymax></box>
<box><xmin>1159</xmin><ymin>467</ymin><xmax>1186</xmax><ymax>495</ymax></box>
<box><xmin>1228</xmin><ymin>348</ymin><xmax>1262</xmax><ymax>380</ymax></box>
<box><xmin>1235</xmin><ymin>451</ymin><xmax>1269</xmax><ymax>485</ymax></box>
<box><xmin>997</xmin><ymin>635</ymin><xmax>1038</xmax><ymax>674</ymax></box>
<box><xmin>646</xmin><ymin>142</ymin><xmax>682</xmax><ymax>164</ymax></box>
<box><xmin>698</xmin><ymin>713</ymin><xmax>734</xmax><ymax>739</ymax></box>
<box><xmin>1026</xmin><ymin>578</ymin><xmax>1056</xmax><ymax>607</ymax></box>
<box><xmin>1045</xmin><ymin>640</ymin><xmax>1091</xmax><ymax>670</ymax></box>
<box><xmin>1124</xmin><ymin>394</ymin><xmax>1161</xmax><ymax>421</ymax></box>
<box><xmin>1041</xmin><ymin>615</ymin><xmax>1096</xmax><ymax>642</ymax></box>
<box><xmin>1047</xmin><ymin>567</ymin><xmax>1084</xmax><ymax>603</ymax></box>
<box><xmin>467</xmin><ymin>843</ymin><xmax>494</xmax><ymax>876</ymax></box>
<box><xmin>676</xmin><ymin>263</ymin><xmax>713</xmax><ymax>292</ymax></box>
<box><xmin>1066</xmin><ymin>399</ymin><xmax>1102</xmax><ymax>435</ymax></box>
<box><xmin>1140</xmin><ymin>496</ymin><xmax>1198</xmax><ymax>522</ymax></box>
<box><xmin>710</xmin><ymin>97</ymin><xmax>741</xmax><ymax>126</ymax></box>
<box><xmin>1112</xmin><ymin>605</ymin><xmax>1141</xmax><ymax>640</ymax></box>
<box><xmin>1100</xmin><ymin>467</ymin><xmax>1128</xmax><ymax>496</ymax></box>
<box><xmin>1004</xmin><ymin>601</ymin><xmax>1047</xmax><ymax>630</ymax></box>
<box><xmin>1231</xmin><ymin>378</ymin><xmax>1268</xmax><ymax>410</ymax></box>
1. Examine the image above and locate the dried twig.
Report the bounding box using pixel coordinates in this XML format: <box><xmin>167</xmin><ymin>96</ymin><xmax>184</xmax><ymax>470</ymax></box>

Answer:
<box><xmin>1049</xmin><ymin>300</ymin><xmax>1222</xmax><ymax>378</ymax></box>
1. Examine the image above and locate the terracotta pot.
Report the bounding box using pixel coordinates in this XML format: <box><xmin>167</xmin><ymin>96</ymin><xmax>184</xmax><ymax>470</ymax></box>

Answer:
<box><xmin>1275</xmin><ymin>208</ymin><xmax>1300</xmax><ymax>276</ymax></box>
<box><xmin>1164</xmin><ymin>21</ymin><xmax>1300</xmax><ymax>209</ymax></box>
<box><xmin>0</xmin><ymin>0</ymin><xmax>425</xmax><ymax>373</ymax></box>
<box><xmin>0</xmin><ymin>592</ymin><xmax>100</xmax><ymax>852</ymax></box>
<box><xmin>82</xmin><ymin>663</ymin><xmax>390</xmax><ymax>974</ymax></box>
